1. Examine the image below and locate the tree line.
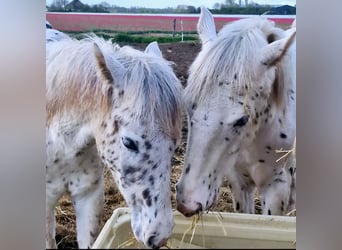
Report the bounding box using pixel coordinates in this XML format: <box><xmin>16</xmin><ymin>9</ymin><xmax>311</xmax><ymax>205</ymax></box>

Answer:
<box><xmin>47</xmin><ymin>0</ymin><xmax>296</xmax><ymax>15</ymax></box>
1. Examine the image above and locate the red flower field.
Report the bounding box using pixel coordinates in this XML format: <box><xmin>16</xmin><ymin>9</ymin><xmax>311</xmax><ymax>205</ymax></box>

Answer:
<box><xmin>46</xmin><ymin>12</ymin><xmax>295</xmax><ymax>32</ymax></box>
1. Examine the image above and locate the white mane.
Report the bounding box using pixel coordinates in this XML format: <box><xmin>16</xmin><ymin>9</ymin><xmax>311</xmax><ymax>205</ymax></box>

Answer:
<box><xmin>46</xmin><ymin>35</ymin><xmax>183</xmax><ymax>140</ymax></box>
<box><xmin>185</xmin><ymin>16</ymin><xmax>288</xmax><ymax>114</ymax></box>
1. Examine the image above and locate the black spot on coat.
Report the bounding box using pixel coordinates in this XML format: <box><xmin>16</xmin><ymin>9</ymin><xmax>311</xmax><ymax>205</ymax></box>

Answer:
<box><xmin>280</xmin><ymin>133</ymin><xmax>287</xmax><ymax>139</ymax></box>
<box><xmin>185</xmin><ymin>164</ymin><xmax>191</xmax><ymax>174</ymax></box>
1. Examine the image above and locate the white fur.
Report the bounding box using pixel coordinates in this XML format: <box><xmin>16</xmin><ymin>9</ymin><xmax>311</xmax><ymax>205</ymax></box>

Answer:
<box><xmin>46</xmin><ymin>36</ymin><xmax>183</xmax><ymax>248</ymax></box>
<box><xmin>176</xmin><ymin>8</ymin><xmax>296</xmax><ymax>217</ymax></box>
<box><xmin>46</xmin><ymin>28</ymin><xmax>71</xmax><ymax>43</ymax></box>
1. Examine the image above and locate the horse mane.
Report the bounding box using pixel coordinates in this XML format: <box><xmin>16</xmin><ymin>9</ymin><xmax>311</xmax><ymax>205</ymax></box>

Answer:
<box><xmin>46</xmin><ymin>35</ymin><xmax>183</xmax><ymax>140</ymax></box>
<box><xmin>184</xmin><ymin>16</ymin><xmax>289</xmax><ymax>114</ymax></box>
<box><xmin>117</xmin><ymin>43</ymin><xmax>184</xmax><ymax>140</ymax></box>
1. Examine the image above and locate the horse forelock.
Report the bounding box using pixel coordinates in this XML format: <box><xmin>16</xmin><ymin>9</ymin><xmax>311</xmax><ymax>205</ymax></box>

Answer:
<box><xmin>119</xmin><ymin>52</ymin><xmax>183</xmax><ymax>141</ymax></box>
<box><xmin>91</xmin><ymin>38</ymin><xmax>184</xmax><ymax>142</ymax></box>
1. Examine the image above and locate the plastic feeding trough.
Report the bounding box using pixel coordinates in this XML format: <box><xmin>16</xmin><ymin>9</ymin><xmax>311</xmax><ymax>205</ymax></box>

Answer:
<box><xmin>92</xmin><ymin>207</ymin><xmax>296</xmax><ymax>249</ymax></box>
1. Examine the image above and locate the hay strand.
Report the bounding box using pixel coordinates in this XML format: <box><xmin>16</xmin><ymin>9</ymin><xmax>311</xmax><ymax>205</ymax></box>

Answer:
<box><xmin>275</xmin><ymin>136</ymin><xmax>296</xmax><ymax>167</ymax></box>
<box><xmin>179</xmin><ymin>214</ymin><xmax>200</xmax><ymax>248</ymax></box>
<box><xmin>215</xmin><ymin>212</ymin><xmax>227</xmax><ymax>236</ymax></box>
<box><xmin>286</xmin><ymin>208</ymin><xmax>296</xmax><ymax>216</ymax></box>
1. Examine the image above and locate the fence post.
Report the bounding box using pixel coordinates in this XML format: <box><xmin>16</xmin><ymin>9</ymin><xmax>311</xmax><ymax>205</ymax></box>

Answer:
<box><xmin>181</xmin><ymin>20</ymin><xmax>184</xmax><ymax>42</ymax></box>
<box><xmin>173</xmin><ymin>18</ymin><xmax>176</xmax><ymax>37</ymax></box>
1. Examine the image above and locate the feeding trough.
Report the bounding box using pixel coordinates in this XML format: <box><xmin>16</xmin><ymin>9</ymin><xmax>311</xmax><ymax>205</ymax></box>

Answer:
<box><xmin>92</xmin><ymin>207</ymin><xmax>296</xmax><ymax>249</ymax></box>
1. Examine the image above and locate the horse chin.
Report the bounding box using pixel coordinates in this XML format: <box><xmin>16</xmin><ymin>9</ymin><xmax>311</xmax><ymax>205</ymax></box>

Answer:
<box><xmin>130</xmin><ymin>205</ymin><xmax>173</xmax><ymax>248</ymax></box>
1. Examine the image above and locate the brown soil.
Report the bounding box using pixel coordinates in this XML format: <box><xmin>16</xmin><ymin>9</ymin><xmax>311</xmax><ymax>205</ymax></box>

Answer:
<box><xmin>55</xmin><ymin>42</ymin><xmax>263</xmax><ymax>249</ymax></box>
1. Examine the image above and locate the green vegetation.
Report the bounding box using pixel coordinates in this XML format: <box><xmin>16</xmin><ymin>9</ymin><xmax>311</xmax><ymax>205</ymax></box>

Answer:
<box><xmin>65</xmin><ymin>30</ymin><xmax>198</xmax><ymax>44</ymax></box>
<box><xmin>114</xmin><ymin>33</ymin><xmax>197</xmax><ymax>43</ymax></box>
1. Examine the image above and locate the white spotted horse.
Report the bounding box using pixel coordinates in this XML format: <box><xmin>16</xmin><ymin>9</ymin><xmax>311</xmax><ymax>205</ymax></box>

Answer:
<box><xmin>176</xmin><ymin>7</ymin><xmax>296</xmax><ymax>217</ymax></box>
<box><xmin>46</xmin><ymin>35</ymin><xmax>183</xmax><ymax>248</ymax></box>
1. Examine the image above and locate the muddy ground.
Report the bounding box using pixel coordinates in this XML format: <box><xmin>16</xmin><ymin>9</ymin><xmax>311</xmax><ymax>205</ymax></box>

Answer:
<box><xmin>54</xmin><ymin>41</ymin><xmax>265</xmax><ymax>249</ymax></box>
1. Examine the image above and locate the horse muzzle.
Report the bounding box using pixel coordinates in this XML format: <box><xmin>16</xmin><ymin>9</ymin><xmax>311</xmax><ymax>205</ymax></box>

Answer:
<box><xmin>176</xmin><ymin>201</ymin><xmax>203</xmax><ymax>217</ymax></box>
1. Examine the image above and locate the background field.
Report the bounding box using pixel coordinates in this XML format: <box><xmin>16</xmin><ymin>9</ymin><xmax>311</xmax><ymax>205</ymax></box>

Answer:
<box><xmin>46</xmin><ymin>12</ymin><xmax>294</xmax><ymax>32</ymax></box>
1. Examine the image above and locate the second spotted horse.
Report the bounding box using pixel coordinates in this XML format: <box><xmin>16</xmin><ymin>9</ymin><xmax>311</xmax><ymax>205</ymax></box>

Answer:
<box><xmin>176</xmin><ymin>7</ymin><xmax>296</xmax><ymax>217</ymax></box>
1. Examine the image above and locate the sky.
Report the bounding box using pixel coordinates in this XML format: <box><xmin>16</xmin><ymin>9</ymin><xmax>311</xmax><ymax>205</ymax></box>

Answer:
<box><xmin>46</xmin><ymin>0</ymin><xmax>296</xmax><ymax>9</ymax></box>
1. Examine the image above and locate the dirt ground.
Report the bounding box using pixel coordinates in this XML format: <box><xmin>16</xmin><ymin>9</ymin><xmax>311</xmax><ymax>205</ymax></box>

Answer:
<box><xmin>54</xmin><ymin>41</ymin><xmax>264</xmax><ymax>249</ymax></box>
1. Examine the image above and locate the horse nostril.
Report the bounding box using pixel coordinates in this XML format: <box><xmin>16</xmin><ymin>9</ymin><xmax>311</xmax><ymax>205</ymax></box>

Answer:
<box><xmin>196</xmin><ymin>202</ymin><xmax>203</xmax><ymax>213</ymax></box>
<box><xmin>233</xmin><ymin>115</ymin><xmax>249</xmax><ymax>127</ymax></box>
<box><xmin>147</xmin><ymin>235</ymin><xmax>156</xmax><ymax>248</ymax></box>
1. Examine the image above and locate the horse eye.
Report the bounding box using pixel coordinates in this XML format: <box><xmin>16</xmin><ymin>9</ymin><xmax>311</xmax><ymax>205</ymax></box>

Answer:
<box><xmin>122</xmin><ymin>137</ymin><xmax>139</xmax><ymax>152</ymax></box>
<box><xmin>267</xmin><ymin>33</ymin><xmax>276</xmax><ymax>44</ymax></box>
<box><xmin>233</xmin><ymin>115</ymin><xmax>249</xmax><ymax>127</ymax></box>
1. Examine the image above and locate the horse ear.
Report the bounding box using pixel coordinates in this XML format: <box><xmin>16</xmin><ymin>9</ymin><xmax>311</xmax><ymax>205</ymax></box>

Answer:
<box><xmin>197</xmin><ymin>6</ymin><xmax>217</xmax><ymax>47</ymax></box>
<box><xmin>144</xmin><ymin>41</ymin><xmax>163</xmax><ymax>58</ymax></box>
<box><xmin>259</xmin><ymin>27</ymin><xmax>296</xmax><ymax>67</ymax></box>
<box><xmin>94</xmin><ymin>43</ymin><xmax>114</xmax><ymax>83</ymax></box>
<box><xmin>94</xmin><ymin>43</ymin><xmax>125</xmax><ymax>86</ymax></box>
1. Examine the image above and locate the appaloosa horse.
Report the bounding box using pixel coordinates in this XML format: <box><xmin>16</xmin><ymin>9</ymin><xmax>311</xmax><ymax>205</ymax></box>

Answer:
<box><xmin>46</xmin><ymin>35</ymin><xmax>183</xmax><ymax>248</ymax></box>
<box><xmin>176</xmin><ymin>7</ymin><xmax>296</xmax><ymax>217</ymax></box>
